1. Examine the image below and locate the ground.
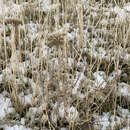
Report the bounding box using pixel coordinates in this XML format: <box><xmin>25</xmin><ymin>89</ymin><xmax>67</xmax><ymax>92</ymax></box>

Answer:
<box><xmin>0</xmin><ymin>0</ymin><xmax>130</xmax><ymax>130</ymax></box>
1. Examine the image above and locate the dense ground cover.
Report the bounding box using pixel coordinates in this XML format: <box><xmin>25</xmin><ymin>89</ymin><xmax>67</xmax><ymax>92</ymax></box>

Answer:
<box><xmin>0</xmin><ymin>0</ymin><xmax>129</xmax><ymax>130</ymax></box>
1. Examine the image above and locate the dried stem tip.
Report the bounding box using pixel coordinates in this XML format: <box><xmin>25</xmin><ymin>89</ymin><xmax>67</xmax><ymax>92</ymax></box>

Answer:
<box><xmin>4</xmin><ymin>18</ymin><xmax>22</xmax><ymax>26</ymax></box>
<box><xmin>4</xmin><ymin>18</ymin><xmax>23</xmax><ymax>46</ymax></box>
<box><xmin>47</xmin><ymin>32</ymin><xmax>66</xmax><ymax>47</ymax></box>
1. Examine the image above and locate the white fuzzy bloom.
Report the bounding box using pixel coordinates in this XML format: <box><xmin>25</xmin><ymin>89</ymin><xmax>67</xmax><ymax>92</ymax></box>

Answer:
<box><xmin>59</xmin><ymin>102</ymin><xmax>65</xmax><ymax>118</ymax></box>
<box><xmin>66</xmin><ymin>106</ymin><xmax>78</xmax><ymax>122</ymax></box>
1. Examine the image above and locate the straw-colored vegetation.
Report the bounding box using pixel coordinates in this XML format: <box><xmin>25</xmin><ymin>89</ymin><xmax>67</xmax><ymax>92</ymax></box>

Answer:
<box><xmin>0</xmin><ymin>0</ymin><xmax>129</xmax><ymax>130</ymax></box>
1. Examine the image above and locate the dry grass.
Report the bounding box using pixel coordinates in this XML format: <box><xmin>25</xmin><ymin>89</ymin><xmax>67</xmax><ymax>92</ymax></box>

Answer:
<box><xmin>0</xmin><ymin>0</ymin><xmax>129</xmax><ymax>130</ymax></box>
